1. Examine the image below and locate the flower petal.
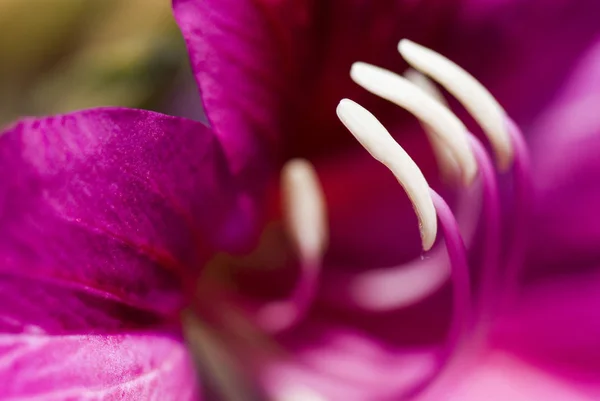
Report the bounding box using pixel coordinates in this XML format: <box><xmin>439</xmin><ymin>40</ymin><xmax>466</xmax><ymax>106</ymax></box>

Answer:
<box><xmin>0</xmin><ymin>331</ymin><xmax>201</xmax><ymax>400</ymax></box>
<box><xmin>0</xmin><ymin>273</ymin><xmax>162</xmax><ymax>334</ymax></box>
<box><xmin>424</xmin><ymin>351</ymin><xmax>597</xmax><ymax>401</ymax></box>
<box><xmin>493</xmin><ymin>271</ymin><xmax>600</xmax><ymax>386</ymax></box>
<box><xmin>0</xmin><ymin>108</ymin><xmax>256</xmax><ymax>316</ymax></box>
<box><xmin>525</xmin><ymin>38</ymin><xmax>600</xmax><ymax>276</ymax></box>
<box><xmin>171</xmin><ymin>0</ymin><xmax>460</xmax><ymax>165</ymax></box>
<box><xmin>448</xmin><ymin>1</ymin><xmax>600</xmax><ymax>126</ymax></box>
<box><xmin>258</xmin><ymin>323</ymin><xmax>439</xmax><ymax>401</ymax></box>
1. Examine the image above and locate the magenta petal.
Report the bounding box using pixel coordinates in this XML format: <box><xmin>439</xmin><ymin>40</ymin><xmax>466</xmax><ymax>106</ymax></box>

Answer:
<box><xmin>525</xmin><ymin>39</ymin><xmax>600</xmax><ymax>276</ymax></box>
<box><xmin>422</xmin><ymin>351</ymin><xmax>597</xmax><ymax>401</ymax></box>
<box><xmin>0</xmin><ymin>273</ymin><xmax>163</xmax><ymax>333</ymax></box>
<box><xmin>448</xmin><ymin>1</ymin><xmax>600</xmax><ymax>126</ymax></box>
<box><xmin>494</xmin><ymin>271</ymin><xmax>600</xmax><ymax>374</ymax></box>
<box><xmin>172</xmin><ymin>0</ymin><xmax>285</xmax><ymax>173</ymax></box>
<box><xmin>0</xmin><ymin>108</ymin><xmax>255</xmax><ymax>316</ymax></box>
<box><xmin>0</xmin><ymin>331</ymin><xmax>201</xmax><ymax>400</ymax></box>
<box><xmin>257</xmin><ymin>323</ymin><xmax>438</xmax><ymax>401</ymax></box>
<box><xmin>172</xmin><ymin>0</ymin><xmax>461</xmax><ymax>164</ymax></box>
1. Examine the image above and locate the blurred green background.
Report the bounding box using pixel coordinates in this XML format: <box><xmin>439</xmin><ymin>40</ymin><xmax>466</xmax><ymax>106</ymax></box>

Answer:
<box><xmin>0</xmin><ymin>0</ymin><xmax>189</xmax><ymax>127</ymax></box>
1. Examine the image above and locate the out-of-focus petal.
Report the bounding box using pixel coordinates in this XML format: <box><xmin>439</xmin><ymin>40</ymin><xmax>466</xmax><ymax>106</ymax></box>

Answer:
<box><xmin>423</xmin><ymin>351</ymin><xmax>597</xmax><ymax>401</ymax></box>
<box><xmin>0</xmin><ymin>108</ymin><xmax>256</xmax><ymax>316</ymax></box>
<box><xmin>524</xmin><ymin>38</ymin><xmax>600</xmax><ymax>276</ymax></box>
<box><xmin>448</xmin><ymin>1</ymin><xmax>600</xmax><ymax>127</ymax></box>
<box><xmin>216</xmin><ymin>288</ymin><xmax>452</xmax><ymax>400</ymax></box>
<box><xmin>493</xmin><ymin>271</ymin><xmax>600</xmax><ymax>387</ymax></box>
<box><xmin>0</xmin><ymin>331</ymin><xmax>201</xmax><ymax>400</ymax></box>
<box><xmin>258</xmin><ymin>324</ymin><xmax>439</xmax><ymax>401</ymax></box>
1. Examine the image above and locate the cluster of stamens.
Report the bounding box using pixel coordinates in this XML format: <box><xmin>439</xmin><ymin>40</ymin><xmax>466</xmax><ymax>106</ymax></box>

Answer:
<box><xmin>255</xmin><ymin>40</ymin><xmax>532</xmax><ymax>400</ymax></box>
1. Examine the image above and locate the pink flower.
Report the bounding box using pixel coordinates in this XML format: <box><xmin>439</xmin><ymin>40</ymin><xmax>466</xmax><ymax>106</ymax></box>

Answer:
<box><xmin>173</xmin><ymin>0</ymin><xmax>600</xmax><ymax>399</ymax></box>
<box><xmin>2</xmin><ymin>1</ymin><xmax>600</xmax><ymax>400</ymax></box>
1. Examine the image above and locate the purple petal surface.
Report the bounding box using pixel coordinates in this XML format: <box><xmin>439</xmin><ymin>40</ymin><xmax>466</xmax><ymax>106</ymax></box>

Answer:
<box><xmin>422</xmin><ymin>350</ymin><xmax>597</xmax><ymax>401</ymax></box>
<box><xmin>494</xmin><ymin>271</ymin><xmax>600</xmax><ymax>384</ymax></box>
<box><xmin>524</xmin><ymin>38</ymin><xmax>600</xmax><ymax>278</ymax></box>
<box><xmin>0</xmin><ymin>331</ymin><xmax>201</xmax><ymax>400</ymax></box>
<box><xmin>257</xmin><ymin>323</ymin><xmax>438</xmax><ymax>401</ymax></box>
<box><xmin>450</xmin><ymin>0</ymin><xmax>600</xmax><ymax>127</ymax></box>
<box><xmin>0</xmin><ymin>108</ymin><xmax>256</xmax><ymax>316</ymax></box>
<box><xmin>172</xmin><ymin>0</ymin><xmax>459</xmax><ymax>166</ymax></box>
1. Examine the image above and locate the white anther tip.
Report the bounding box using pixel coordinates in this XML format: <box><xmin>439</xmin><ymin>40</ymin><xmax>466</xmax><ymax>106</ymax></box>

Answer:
<box><xmin>397</xmin><ymin>38</ymin><xmax>422</xmax><ymax>57</ymax></box>
<box><xmin>398</xmin><ymin>39</ymin><xmax>514</xmax><ymax>171</ymax></box>
<box><xmin>337</xmin><ymin>99</ymin><xmax>437</xmax><ymax>251</ymax></box>
<box><xmin>350</xmin><ymin>61</ymin><xmax>374</xmax><ymax>80</ymax></box>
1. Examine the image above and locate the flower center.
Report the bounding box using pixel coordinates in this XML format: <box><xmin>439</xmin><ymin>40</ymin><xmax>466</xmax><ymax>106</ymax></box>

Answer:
<box><xmin>189</xmin><ymin>40</ymin><xmax>535</xmax><ymax>401</ymax></box>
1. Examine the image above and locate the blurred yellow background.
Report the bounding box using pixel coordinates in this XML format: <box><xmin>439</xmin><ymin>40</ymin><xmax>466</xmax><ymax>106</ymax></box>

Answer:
<box><xmin>0</xmin><ymin>0</ymin><xmax>188</xmax><ymax>127</ymax></box>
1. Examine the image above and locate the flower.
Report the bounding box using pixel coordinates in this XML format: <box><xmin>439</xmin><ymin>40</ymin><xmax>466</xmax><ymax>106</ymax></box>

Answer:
<box><xmin>172</xmin><ymin>0</ymin><xmax>600</xmax><ymax>399</ymax></box>
<box><xmin>2</xmin><ymin>1</ymin><xmax>600</xmax><ymax>401</ymax></box>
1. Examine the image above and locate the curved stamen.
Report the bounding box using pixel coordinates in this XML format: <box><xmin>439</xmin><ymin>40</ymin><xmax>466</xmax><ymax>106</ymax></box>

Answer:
<box><xmin>350</xmin><ymin>62</ymin><xmax>477</xmax><ymax>185</ymax></box>
<box><xmin>466</xmin><ymin>136</ymin><xmax>501</xmax><ymax>322</ymax></box>
<box><xmin>336</xmin><ymin>100</ymin><xmax>471</xmax><ymax>398</ymax></box>
<box><xmin>399</xmin><ymin>49</ymin><xmax>533</xmax><ymax>315</ymax></box>
<box><xmin>356</xmin><ymin>65</ymin><xmax>501</xmax><ymax>321</ymax></box>
<box><xmin>501</xmin><ymin>118</ymin><xmax>533</xmax><ymax>310</ymax></box>
<box><xmin>337</xmin><ymin>98</ymin><xmax>437</xmax><ymax>251</ymax></box>
<box><xmin>257</xmin><ymin>159</ymin><xmax>328</xmax><ymax>332</ymax></box>
<box><xmin>398</xmin><ymin>39</ymin><xmax>513</xmax><ymax>171</ymax></box>
<box><xmin>399</xmin><ymin>190</ymin><xmax>472</xmax><ymax>401</ymax></box>
<box><xmin>429</xmin><ymin>189</ymin><xmax>471</xmax><ymax>359</ymax></box>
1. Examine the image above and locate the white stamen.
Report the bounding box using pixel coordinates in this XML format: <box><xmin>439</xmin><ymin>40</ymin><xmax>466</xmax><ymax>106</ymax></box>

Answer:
<box><xmin>350</xmin><ymin>62</ymin><xmax>477</xmax><ymax>185</ymax></box>
<box><xmin>398</xmin><ymin>39</ymin><xmax>513</xmax><ymax>170</ymax></box>
<box><xmin>282</xmin><ymin>159</ymin><xmax>328</xmax><ymax>266</ymax></box>
<box><xmin>336</xmin><ymin>99</ymin><xmax>437</xmax><ymax>251</ymax></box>
<box><xmin>404</xmin><ymin>69</ymin><xmax>460</xmax><ymax>182</ymax></box>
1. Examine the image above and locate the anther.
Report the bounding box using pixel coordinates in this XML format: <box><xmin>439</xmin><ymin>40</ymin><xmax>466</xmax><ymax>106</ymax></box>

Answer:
<box><xmin>336</xmin><ymin>98</ymin><xmax>437</xmax><ymax>251</ymax></box>
<box><xmin>398</xmin><ymin>39</ymin><xmax>513</xmax><ymax>170</ymax></box>
<box><xmin>350</xmin><ymin>62</ymin><xmax>477</xmax><ymax>185</ymax></box>
<box><xmin>404</xmin><ymin>69</ymin><xmax>460</xmax><ymax>182</ymax></box>
<box><xmin>282</xmin><ymin>159</ymin><xmax>328</xmax><ymax>265</ymax></box>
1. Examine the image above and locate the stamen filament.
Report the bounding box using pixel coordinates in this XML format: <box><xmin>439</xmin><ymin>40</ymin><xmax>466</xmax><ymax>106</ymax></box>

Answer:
<box><xmin>430</xmin><ymin>189</ymin><xmax>471</xmax><ymax>358</ymax></box>
<box><xmin>501</xmin><ymin>118</ymin><xmax>533</xmax><ymax>310</ymax></box>
<box><xmin>467</xmin><ymin>135</ymin><xmax>501</xmax><ymax>322</ymax></box>
<box><xmin>402</xmin><ymin>190</ymin><xmax>471</xmax><ymax>400</ymax></box>
<box><xmin>258</xmin><ymin>159</ymin><xmax>328</xmax><ymax>332</ymax></box>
